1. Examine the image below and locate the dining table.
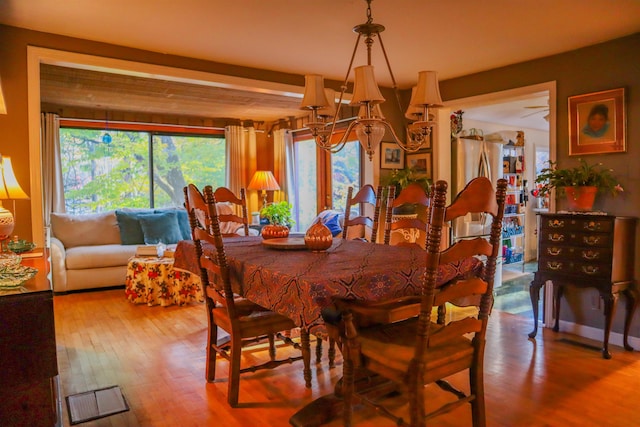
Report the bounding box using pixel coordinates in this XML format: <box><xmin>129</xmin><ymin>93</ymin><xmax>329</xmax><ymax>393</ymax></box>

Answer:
<box><xmin>174</xmin><ymin>236</ymin><xmax>481</xmax><ymax>425</ymax></box>
<box><xmin>173</xmin><ymin>236</ymin><xmax>481</xmax><ymax>338</ymax></box>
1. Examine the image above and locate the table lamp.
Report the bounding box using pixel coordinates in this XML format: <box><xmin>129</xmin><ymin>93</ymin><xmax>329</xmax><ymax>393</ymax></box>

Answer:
<box><xmin>248</xmin><ymin>170</ymin><xmax>280</xmax><ymax>209</ymax></box>
<box><xmin>0</xmin><ymin>156</ymin><xmax>29</xmax><ymax>250</ymax></box>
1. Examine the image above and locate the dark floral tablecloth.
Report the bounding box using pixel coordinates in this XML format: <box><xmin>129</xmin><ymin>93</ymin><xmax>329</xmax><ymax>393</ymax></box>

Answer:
<box><xmin>174</xmin><ymin>237</ymin><xmax>481</xmax><ymax>336</ymax></box>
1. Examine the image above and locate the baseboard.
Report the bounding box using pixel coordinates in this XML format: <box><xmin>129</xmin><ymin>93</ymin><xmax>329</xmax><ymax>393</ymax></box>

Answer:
<box><xmin>557</xmin><ymin>320</ymin><xmax>640</xmax><ymax>350</ymax></box>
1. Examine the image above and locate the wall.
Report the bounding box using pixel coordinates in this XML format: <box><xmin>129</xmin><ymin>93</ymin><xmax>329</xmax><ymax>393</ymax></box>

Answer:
<box><xmin>440</xmin><ymin>33</ymin><xmax>640</xmax><ymax>339</ymax></box>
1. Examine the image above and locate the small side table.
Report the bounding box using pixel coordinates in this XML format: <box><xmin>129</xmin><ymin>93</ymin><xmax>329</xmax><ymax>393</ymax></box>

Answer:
<box><xmin>125</xmin><ymin>256</ymin><xmax>203</xmax><ymax>307</ymax></box>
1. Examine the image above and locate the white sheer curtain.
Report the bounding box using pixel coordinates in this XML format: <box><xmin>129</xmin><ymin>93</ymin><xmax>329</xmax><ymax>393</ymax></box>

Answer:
<box><xmin>225</xmin><ymin>125</ymin><xmax>253</xmax><ymax>196</ymax></box>
<box><xmin>272</xmin><ymin>129</ymin><xmax>298</xmax><ymax>225</ymax></box>
<box><xmin>41</xmin><ymin>112</ymin><xmax>65</xmax><ymax>224</ymax></box>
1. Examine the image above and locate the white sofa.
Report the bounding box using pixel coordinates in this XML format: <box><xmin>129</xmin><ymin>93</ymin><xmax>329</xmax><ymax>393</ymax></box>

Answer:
<box><xmin>49</xmin><ymin>205</ymin><xmax>257</xmax><ymax>293</ymax></box>
<box><xmin>49</xmin><ymin>209</ymin><xmax>185</xmax><ymax>293</ymax></box>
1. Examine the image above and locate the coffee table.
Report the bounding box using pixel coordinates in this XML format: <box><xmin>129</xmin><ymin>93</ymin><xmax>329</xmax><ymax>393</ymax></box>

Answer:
<box><xmin>125</xmin><ymin>256</ymin><xmax>203</xmax><ymax>307</ymax></box>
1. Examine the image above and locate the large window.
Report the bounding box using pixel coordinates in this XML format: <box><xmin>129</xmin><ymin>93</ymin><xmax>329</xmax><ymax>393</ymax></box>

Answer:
<box><xmin>293</xmin><ymin>135</ymin><xmax>362</xmax><ymax>231</ymax></box>
<box><xmin>60</xmin><ymin>126</ymin><xmax>225</xmax><ymax>213</ymax></box>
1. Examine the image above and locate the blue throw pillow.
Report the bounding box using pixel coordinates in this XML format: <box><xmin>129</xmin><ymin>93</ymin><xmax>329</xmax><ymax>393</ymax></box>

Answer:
<box><xmin>138</xmin><ymin>211</ymin><xmax>183</xmax><ymax>244</ymax></box>
<box><xmin>155</xmin><ymin>208</ymin><xmax>191</xmax><ymax>240</ymax></box>
<box><xmin>316</xmin><ymin>210</ymin><xmax>343</xmax><ymax>237</ymax></box>
<box><xmin>115</xmin><ymin>210</ymin><xmax>146</xmax><ymax>245</ymax></box>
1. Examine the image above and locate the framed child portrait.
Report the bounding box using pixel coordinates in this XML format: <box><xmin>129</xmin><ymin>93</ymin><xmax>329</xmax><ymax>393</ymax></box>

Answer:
<box><xmin>568</xmin><ymin>88</ymin><xmax>626</xmax><ymax>155</ymax></box>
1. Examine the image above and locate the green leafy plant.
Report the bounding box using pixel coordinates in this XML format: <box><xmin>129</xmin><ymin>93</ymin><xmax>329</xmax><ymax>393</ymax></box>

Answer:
<box><xmin>260</xmin><ymin>201</ymin><xmax>295</xmax><ymax>227</ymax></box>
<box><xmin>535</xmin><ymin>159</ymin><xmax>624</xmax><ymax>197</ymax></box>
<box><xmin>381</xmin><ymin>166</ymin><xmax>431</xmax><ymax>196</ymax></box>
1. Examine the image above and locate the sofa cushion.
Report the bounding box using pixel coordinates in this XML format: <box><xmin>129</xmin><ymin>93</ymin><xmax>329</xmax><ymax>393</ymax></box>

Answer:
<box><xmin>139</xmin><ymin>211</ymin><xmax>183</xmax><ymax>244</ymax></box>
<box><xmin>154</xmin><ymin>207</ymin><xmax>191</xmax><ymax>240</ymax></box>
<box><xmin>65</xmin><ymin>244</ymin><xmax>138</xmax><ymax>270</ymax></box>
<box><xmin>51</xmin><ymin>211</ymin><xmax>121</xmax><ymax>248</ymax></box>
<box><xmin>315</xmin><ymin>209</ymin><xmax>344</xmax><ymax>237</ymax></box>
<box><xmin>115</xmin><ymin>210</ymin><xmax>147</xmax><ymax>245</ymax></box>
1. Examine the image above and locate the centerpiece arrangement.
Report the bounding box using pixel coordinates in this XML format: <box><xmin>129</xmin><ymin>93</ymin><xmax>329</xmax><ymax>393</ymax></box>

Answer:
<box><xmin>534</xmin><ymin>159</ymin><xmax>624</xmax><ymax>211</ymax></box>
<box><xmin>259</xmin><ymin>201</ymin><xmax>295</xmax><ymax>239</ymax></box>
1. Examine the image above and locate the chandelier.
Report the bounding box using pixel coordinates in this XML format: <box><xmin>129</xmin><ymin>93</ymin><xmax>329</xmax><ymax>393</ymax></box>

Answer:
<box><xmin>300</xmin><ymin>0</ymin><xmax>443</xmax><ymax>161</ymax></box>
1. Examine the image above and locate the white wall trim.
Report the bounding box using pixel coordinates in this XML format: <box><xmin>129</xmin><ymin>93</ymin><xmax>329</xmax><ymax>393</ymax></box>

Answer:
<box><xmin>558</xmin><ymin>320</ymin><xmax>640</xmax><ymax>354</ymax></box>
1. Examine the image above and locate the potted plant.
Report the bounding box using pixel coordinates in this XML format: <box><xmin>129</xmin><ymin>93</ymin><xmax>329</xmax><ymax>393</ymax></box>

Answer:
<box><xmin>259</xmin><ymin>201</ymin><xmax>295</xmax><ymax>239</ymax></box>
<box><xmin>535</xmin><ymin>159</ymin><xmax>624</xmax><ymax>211</ymax></box>
<box><xmin>381</xmin><ymin>166</ymin><xmax>431</xmax><ymax>214</ymax></box>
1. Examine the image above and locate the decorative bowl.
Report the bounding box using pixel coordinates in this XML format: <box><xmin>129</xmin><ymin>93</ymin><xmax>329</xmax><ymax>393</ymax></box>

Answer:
<box><xmin>0</xmin><ymin>252</ymin><xmax>22</xmax><ymax>269</ymax></box>
<box><xmin>7</xmin><ymin>239</ymin><xmax>36</xmax><ymax>254</ymax></box>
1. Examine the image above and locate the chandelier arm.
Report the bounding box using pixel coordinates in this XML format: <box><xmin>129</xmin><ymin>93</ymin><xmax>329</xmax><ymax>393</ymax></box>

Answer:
<box><xmin>326</xmin><ymin>33</ymin><xmax>363</xmax><ymax>140</ymax></box>
<box><xmin>377</xmin><ymin>32</ymin><xmax>414</xmax><ymax>132</ymax></box>
<box><xmin>381</xmin><ymin>121</ymin><xmax>425</xmax><ymax>153</ymax></box>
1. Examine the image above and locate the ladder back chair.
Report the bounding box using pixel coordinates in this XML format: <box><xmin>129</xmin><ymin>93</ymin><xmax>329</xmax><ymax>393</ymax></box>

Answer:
<box><xmin>337</xmin><ymin>177</ymin><xmax>507</xmax><ymax>427</ymax></box>
<box><xmin>342</xmin><ymin>184</ymin><xmax>385</xmax><ymax>243</ymax></box>
<box><xmin>383</xmin><ymin>182</ymin><xmax>430</xmax><ymax>248</ymax></box>
<box><xmin>184</xmin><ymin>184</ymin><xmax>306</xmax><ymax>407</ymax></box>
<box><xmin>212</xmin><ymin>186</ymin><xmax>250</xmax><ymax>237</ymax></box>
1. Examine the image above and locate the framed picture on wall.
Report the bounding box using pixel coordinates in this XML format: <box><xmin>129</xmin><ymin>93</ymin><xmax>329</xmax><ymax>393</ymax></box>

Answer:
<box><xmin>569</xmin><ymin>88</ymin><xmax>626</xmax><ymax>155</ymax></box>
<box><xmin>380</xmin><ymin>142</ymin><xmax>404</xmax><ymax>169</ymax></box>
<box><xmin>406</xmin><ymin>151</ymin><xmax>432</xmax><ymax>179</ymax></box>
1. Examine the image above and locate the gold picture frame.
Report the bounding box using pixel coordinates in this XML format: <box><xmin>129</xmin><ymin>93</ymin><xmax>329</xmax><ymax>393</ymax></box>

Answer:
<box><xmin>406</xmin><ymin>151</ymin><xmax>432</xmax><ymax>179</ymax></box>
<box><xmin>569</xmin><ymin>88</ymin><xmax>626</xmax><ymax>155</ymax></box>
<box><xmin>380</xmin><ymin>142</ymin><xmax>404</xmax><ymax>169</ymax></box>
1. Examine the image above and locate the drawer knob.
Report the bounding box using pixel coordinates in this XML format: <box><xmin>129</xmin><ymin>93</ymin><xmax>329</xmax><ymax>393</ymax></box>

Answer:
<box><xmin>547</xmin><ymin>247</ymin><xmax>562</xmax><ymax>256</ymax></box>
<box><xmin>581</xmin><ymin>250</ymin><xmax>600</xmax><ymax>260</ymax></box>
<box><xmin>583</xmin><ymin>236</ymin><xmax>601</xmax><ymax>245</ymax></box>
<box><xmin>549</xmin><ymin>233</ymin><xmax>565</xmax><ymax>242</ymax></box>
<box><xmin>546</xmin><ymin>261</ymin><xmax>563</xmax><ymax>270</ymax></box>
<box><xmin>581</xmin><ymin>265</ymin><xmax>600</xmax><ymax>275</ymax></box>
<box><xmin>548</xmin><ymin>219</ymin><xmax>565</xmax><ymax>228</ymax></box>
<box><xmin>584</xmin><ymin>221</ymin><xmax>601</xmax><ymax>231</ymax></box>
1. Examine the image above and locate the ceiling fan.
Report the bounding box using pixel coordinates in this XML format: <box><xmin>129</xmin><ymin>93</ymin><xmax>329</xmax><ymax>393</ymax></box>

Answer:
<box><xmin>522</xmin><ymin>100</ymin><xmax>549</xmax><ymax>121</ymax></box>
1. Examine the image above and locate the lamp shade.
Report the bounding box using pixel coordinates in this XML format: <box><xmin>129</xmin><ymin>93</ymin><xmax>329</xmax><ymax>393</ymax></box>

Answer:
<box><xmin>350</xmin><ymin>66</ymin><xmax>385</xmax><ymax>106</ymax></box>
<box><xmin>410</xmin><ymin>71</ymin><xmax>443</xmax><ymax>107</ymax></box>
<box><xmin>248</xmin><ymin>171</ymin><xmax>280</xmax><ymax>192</ymax></box>
<box><xmin>0</xmin><ymin>157</ymin><xmax>29</xmax><ymax>200</ymax></box>
<box><xmin>300</xmin><ymin>75</ymin><xmax>330</xmax><ymax>109</ymax></box>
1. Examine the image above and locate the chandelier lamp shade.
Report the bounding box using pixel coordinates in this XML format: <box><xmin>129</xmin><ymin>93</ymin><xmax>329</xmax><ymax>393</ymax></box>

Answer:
<box><xmin>300</xmin><ymin>0</ymin><xmax>443</xmax><ymax>161</ymax></box>
<box><xmin>248</xmin><ymin>170</ymin><xmax>281</xmax><ymax>209</ymax></box>
<box><xmin>0</xmin><ymin>156</ymin><xmax>29</xmax><ymax>244</ymax></box>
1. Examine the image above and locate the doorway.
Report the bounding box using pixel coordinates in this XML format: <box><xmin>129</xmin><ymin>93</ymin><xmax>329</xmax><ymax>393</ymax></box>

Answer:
<box><xmin>444</xmin><ymin>82</ymin><xmax>556</xmax><ymax>322</ymax></box>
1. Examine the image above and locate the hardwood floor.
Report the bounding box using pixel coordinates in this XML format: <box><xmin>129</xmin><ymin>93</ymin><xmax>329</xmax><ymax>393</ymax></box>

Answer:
<box><xmin>54</xmin><ymin>289</ymin><xmax>640</xmax><ymax>427</ymax></box>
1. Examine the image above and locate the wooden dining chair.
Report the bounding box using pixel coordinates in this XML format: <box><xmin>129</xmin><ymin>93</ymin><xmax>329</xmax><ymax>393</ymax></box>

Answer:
<box><xmin>184</xmin><ymin>183</ymin><xmax>306</xmax><ymax>407</ymax></box>
<box><xmin>383</xmin><ymin>182</ymin><xmax>430</xmax><ymax>248</ymax></box>
<box><xmin>212</xmin><ymin>186</ymin><xmax>250</xmax><ymax>236</ymax></box>
<box><xmin>334</xmin><ymin>177</ymin><xmax>507</xmax><ymax>427</ymax></box>
<box><xmin>342</xmin><ymin>184</ymin><xmax>385</xmax><ymax>243</ymax></box>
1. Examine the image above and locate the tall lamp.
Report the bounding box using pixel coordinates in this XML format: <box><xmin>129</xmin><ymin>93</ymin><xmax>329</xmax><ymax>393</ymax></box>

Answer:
<box><xmin>0</xmin><ymin>156</ymin><xmax>29</xmax><ymax>250</ymax></box>
<box><xmin>248</xmin><ymin>171</ymin><xmax>280</xmax><ymax>209</ymax></box>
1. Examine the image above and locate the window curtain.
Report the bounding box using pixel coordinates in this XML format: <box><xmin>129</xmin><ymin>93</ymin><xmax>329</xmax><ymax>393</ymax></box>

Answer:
<box><xmin>273</xmin><ymin>129</ymin><xmax>298</xmax><ymax>226</ymax></box>
<box><xmin>41</xmin><ymin>112</ymin><xmax>65</xmax><ymax>224</ymax></box>
<box><xmin>224</xmin><ymin>125</ymin><xmax>253</xmax><ymax>197</ymax></box>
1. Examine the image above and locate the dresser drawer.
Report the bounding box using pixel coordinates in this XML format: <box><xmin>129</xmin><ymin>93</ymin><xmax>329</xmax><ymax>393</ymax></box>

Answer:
<box><xmin>538</xmin><ymin>258</ymin><xmax>611</xmax><ymax>278</ymax></box>
<box><xmin>540</xmin><ymin>245</ymin><xmax>612</xmax><ymax>262</ymax></box>
<box><xmin>541</xmin><ymin>216</ymin><xmax>613</xmax><ymax>233</ymax></box>
<box><xmin>540</xmin><ymin>231</ymin><xmax>612</xmax><ymax>248</ymax></box>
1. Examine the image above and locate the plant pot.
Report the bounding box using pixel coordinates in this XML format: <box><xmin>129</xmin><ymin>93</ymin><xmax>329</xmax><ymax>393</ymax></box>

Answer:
<box><xmin>564</xmin><ymin>186</ymin><xmax>597</xmax><ymax>211</ymax></box>
<box><xmin>261</xmin><ymin>224</ymin><xmax>289</xmax><ymax>240</ymax></box>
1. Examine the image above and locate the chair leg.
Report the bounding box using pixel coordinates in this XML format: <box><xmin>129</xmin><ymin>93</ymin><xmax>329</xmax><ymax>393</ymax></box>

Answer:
<box><xmin>315</xmin><ymin>336</ymin><xmax>323</xmax><ymax>365</ymax></box>
<box><xmin>328</xmin><ymin>338</ymin><xmax>336</xmax><ymax>368</ymax></box>
<box><xmin>206</xmin><ymin>317</ymin><xmax>218</xmax><ymax>382</ymax></box>
<box><xmin>227</xmin><ymin>335</ymin><xmax>242</xmax><ymax>407</ymax></box>
<box><xmin>300</xmin><ymin>329</ymin><xmax>312</xmax><ymax>388</ymax></box>
<box><xmin>470</xmin><ymin>361</ymin><xmax>486</xmax><ymax>427</ymax></box>
<box><xmin>342</xmin><ymin>355</ymin><xmax>354</xmax><ymax>427</ymax></box>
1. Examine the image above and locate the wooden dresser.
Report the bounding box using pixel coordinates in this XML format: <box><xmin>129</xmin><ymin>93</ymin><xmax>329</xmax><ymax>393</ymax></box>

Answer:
<box><xmin>528</xmin><ymin>213</ymin><xmax>637</xmax><ymax>358</ymax></box>
<box><xmin>0</xmin><ymin>254</ymin><xmax>60</xmax><ymax>426</ymax></box>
